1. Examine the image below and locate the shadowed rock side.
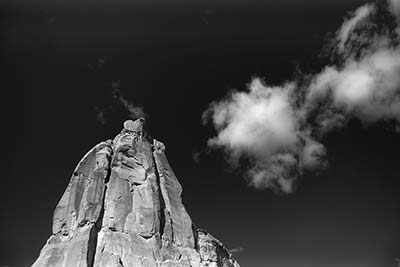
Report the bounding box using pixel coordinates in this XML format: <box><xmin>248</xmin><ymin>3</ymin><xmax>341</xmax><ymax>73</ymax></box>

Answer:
<box><xmin>31</xmin><ymin>119</ymin><xmax>240</xmax><ymax>267</ymax></box>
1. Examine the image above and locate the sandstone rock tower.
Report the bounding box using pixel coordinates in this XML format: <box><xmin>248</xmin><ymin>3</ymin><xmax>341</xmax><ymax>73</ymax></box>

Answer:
<box><xmin>32</xmin><ymin>118</ymin><xmax>239</xmax><ymax>267</ymax></box>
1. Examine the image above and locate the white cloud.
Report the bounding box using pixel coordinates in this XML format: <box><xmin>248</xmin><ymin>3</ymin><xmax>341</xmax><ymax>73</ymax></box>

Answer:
<box><xmin>336</xmin><ymin>4</ymin><xmax>375</xmax><ymax>53</ymax></box>
<box><xmin>204</xmin><ymin>79</ymin><xmax>326</xmax><ymax>193</ymax></box>
<box><xmin>206</xmin><ymin>79</ymin><xmax>299</xmax><ymax>160</ymax></box>
<box><xmin>307</xmin><ymin>46</ymin><xmax>400</xmax><ymax>126</ymax></box>
<box><xmin>203</xmin><ymin>0</ymin><xmax>400</xmax><ymax>193</ymax></box>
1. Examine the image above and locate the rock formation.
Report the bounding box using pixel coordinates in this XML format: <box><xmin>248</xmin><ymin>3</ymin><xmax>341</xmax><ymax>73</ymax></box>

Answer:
<box><xmin>31</xmin><ymin>118</ymin><xmax>240</xmax><ymax>267</ymax></box>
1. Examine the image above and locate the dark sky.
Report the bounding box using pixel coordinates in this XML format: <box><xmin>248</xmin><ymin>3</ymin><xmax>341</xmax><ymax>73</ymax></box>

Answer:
<box><xmin>2</xmin><ymin>0</ymin><xmax>400</xmax><ymax>266</ymax></box>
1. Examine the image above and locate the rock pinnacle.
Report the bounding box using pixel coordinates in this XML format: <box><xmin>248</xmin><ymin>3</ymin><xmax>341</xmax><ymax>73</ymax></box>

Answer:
<box><xmin>31</xmin><ymin>118</ymin><xmax>240</xmax><ymax>267</ymax></box>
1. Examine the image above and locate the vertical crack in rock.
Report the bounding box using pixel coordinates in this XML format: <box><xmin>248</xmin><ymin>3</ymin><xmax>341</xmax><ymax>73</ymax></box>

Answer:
<box><xmin>86</xmin><ymin>186</ymin><xmax>106</xmax><ymax>267</ymax></box>
<box><xmin>152</xmin><ymin>152</ymin><xmax>166</xmax><ymax>243</ymax></box>
<box><xmin>193</xmin><ymin>224</ymin><xmax>199</xmax><ymax>252</ymax></box>
<box><xmin>87</xmin><ymin>145</ymin><xmax>113</xmax><ymax>267</ymax></box>
<box><xmin>118</xmin><ymin>257</ymin><xmax>124</xmax><ymax>267</ymax></box>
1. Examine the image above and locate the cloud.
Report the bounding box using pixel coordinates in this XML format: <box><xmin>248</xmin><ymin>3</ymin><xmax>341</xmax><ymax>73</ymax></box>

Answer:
<box><xmin>94</xmin><ymin>106</ymin><xmax>107</xmax><ymax>125</ymax></box>
<box><xmin>306</xmin><ymin>46</ymin><xmax>400</xmax><ymax>126</ymax></box>
<box><xmin>204</xmin><ymin>80</ymin><xmax>299</xmax><ymax>161</ymax></box>
<box><xmin>203</xmin><ymin>0</ymin><xmax>400</xmax><ymax>193</ymax></box>
<box><xmin>111</xmin><ymin>80</ymin><xmax>147</xmax><ymax>120</ymax></box>
<box><xmin>388</xmin><ymin>0</ymin><xmax>400</xmax><ymax>20</ymax></box>
<box><xmin>228</xmin><ymin>247</ymin><xmax>245</xmax><ymax>254</ymax></box>
<box><xmin>203</xmin><ymin>79</ymin><xmax>326</xmax><ymax>193</ymax></box>
<box><xmin>94</xmin><ymin>80</ymin><xmax>147</xmax><ymax>124</ymax></box>
<box><xmin>336</xmin><ymin>4</ymin><xmax>375</xmax><ymax>53</ymax></box>
<box><xmin>192</xmin><ymin>151</ymin><xmax>201</xmax><ymax>164</ymax></box>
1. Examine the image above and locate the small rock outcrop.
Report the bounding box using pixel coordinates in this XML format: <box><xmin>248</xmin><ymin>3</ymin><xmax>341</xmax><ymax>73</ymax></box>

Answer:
<box><xmin>32</xmin><ymin>118</ymin><xmax>240</xmax><ymax>267</ymax></box>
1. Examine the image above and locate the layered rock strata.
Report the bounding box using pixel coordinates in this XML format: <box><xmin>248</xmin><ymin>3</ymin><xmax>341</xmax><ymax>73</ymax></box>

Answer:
<box><xmin>32</xmin><ymin>118</ymin><xmax>239</xmax><ymax>267</ymax></box>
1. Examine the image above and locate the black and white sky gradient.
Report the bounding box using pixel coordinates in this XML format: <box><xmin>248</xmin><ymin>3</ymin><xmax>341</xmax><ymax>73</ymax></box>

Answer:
<box><xmin>2</xmin><ymin>0</ymin><xmax>400</xmax><ymax>266</ymax></box>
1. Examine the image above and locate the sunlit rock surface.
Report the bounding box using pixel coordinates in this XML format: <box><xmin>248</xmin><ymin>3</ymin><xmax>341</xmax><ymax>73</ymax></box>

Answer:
<box><xmin>31</xmin><ymin>118</ymin><xmax>239</xmax><ymax>267</ymax></box>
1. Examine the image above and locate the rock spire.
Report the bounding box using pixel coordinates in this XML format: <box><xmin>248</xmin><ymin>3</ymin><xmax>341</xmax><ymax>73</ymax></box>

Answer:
<box><xmin>31</xmin><ymin>118</ymin><xmax>240</xmax><ymax>267</ymax></box>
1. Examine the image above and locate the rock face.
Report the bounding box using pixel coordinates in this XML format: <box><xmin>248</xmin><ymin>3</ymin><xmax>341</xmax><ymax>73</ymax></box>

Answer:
<box><xmin>32</xmin><ymin>118</ymin><xmax>239</xmax><ymax>267</ymax></box>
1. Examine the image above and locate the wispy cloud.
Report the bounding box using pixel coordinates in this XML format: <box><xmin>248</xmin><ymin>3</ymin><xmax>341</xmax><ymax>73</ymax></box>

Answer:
<box><xmin>336</xmin><ymin>4</ymin><xmax>375</xmax><ymax>53</ymax></box>
<box><xmin>228</xmin><ymin>247</ymin><xmax>245</xmax><ymax>254</ymax></box>
<box><xmin>203</xmin><ymin>0</ymin><xmax>400</xmax><ymax>193</ymax></box>
<box><xmin>94</xmin><ymin>106</ymin><xmax>107</xmax><ymax>125</ymax></box>
<box><xmin>111</xmin><ymin>80</ymin><xmax>146</xmax><ymax>120</ymax></box>
<box><xmin>94</xmin><ymin>80</ymin><xmax>146</xmax><ymax>125</ymax></box>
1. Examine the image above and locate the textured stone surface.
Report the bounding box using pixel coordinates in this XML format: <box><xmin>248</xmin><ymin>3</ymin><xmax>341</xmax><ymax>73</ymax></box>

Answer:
<box><xmin>31</xmin><ymin>118</ymin><xmax>239</xmax><ymax>267</ymax></box>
